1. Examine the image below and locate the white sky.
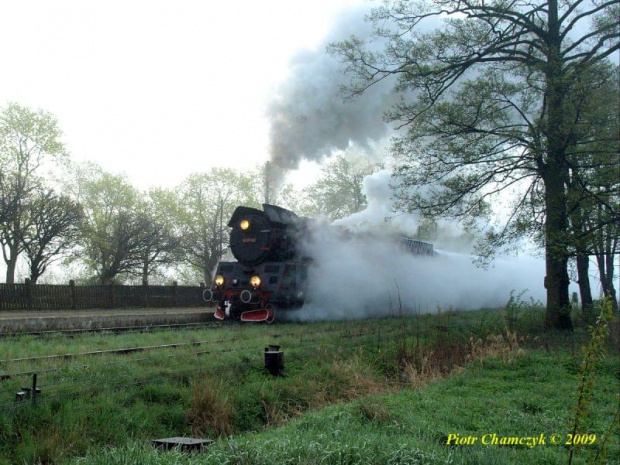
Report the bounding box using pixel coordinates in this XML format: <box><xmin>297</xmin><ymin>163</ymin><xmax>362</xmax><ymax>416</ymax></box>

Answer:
<box><xmin>0</xmin><ymin>0</ymin><xmax>361</xmax><ymax>189</ymax></box>
<box><xmin>1</xmin><ymin>1</ymin><xmax>613</xmax><ymax>294</ymax></box>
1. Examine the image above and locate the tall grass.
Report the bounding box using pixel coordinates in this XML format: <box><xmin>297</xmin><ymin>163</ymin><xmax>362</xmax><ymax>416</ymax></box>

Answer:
<box><xmin>188</xmin><ymin>379</ymin><xmax>233</xmax><ymax>437</ymax></box>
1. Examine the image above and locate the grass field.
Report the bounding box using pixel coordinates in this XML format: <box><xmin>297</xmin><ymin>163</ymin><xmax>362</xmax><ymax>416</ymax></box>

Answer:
<box><xmin>0</xmin><ymin>304</ymin><xmax>617</xmax><ymax>464</ymax></box>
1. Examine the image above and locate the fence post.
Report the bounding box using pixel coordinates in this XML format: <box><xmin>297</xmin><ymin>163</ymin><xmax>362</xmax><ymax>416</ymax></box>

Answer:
<box><xmin>172</xmin><ymin>281</ymin><xmax>178</xmax><ymax>307</ymax></box>
<box><xmin>142</xmin><ymin>279</ymin><xmax>149</xmax><ymax>308</ymax></box>
<box><xmin>199</xmin><ymin>282</ymin><xmax>205</xmax><ymax>307</ymax></box>
<box><xmin>69</xmin><ymin>280</ymin><xmax>76</xmax><ymax>309</ymax></box>
<box><xmin>25</xmin><ymin>278</ymin><xmax>33</xmax><ymax>310</ymax></box>
<box><xmin>32</xmin><ymin>373</ymin><xmax>38</xmax><ymax>406</ymax></box>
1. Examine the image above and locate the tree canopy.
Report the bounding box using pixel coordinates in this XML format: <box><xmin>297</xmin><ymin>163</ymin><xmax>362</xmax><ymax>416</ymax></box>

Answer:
<box><xmin>173</xmin><ymin>169</ymin><xmax>260</xmax><ymax>285</ymax></box>
<box><xmin>21</xmin><ymin>188</ymin><xmax>82</xmax><ymax>283</ymax></box>
<box><xmin>331</xmin><ymin>0</ymin><xmax>620</xmax><ymax>329</ymax></box>
<box><xmin>308</xmin><ymin>151</ymin><xmax>382</xmax><ymax>220</ymax></box>
<box><xmin>71</xmin><ymin>165</ymin><xmax>151</xmax><ymax>284</ymax></box>
<box><xmin>0</xmin><ymin>103</ymin><xmax>68</xmax><ymax>283</ymax></box>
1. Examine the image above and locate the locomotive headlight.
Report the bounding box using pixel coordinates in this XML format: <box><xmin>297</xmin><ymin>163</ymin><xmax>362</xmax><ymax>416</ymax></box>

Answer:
<box><xmin>250</xmin><ymin>275</ymin><xmax>261</xmax><ymax>289</ymax></box>
<box><xmin>214</xmin><ymin>275</ymin><xmax>225</xmax><ymax>287</ymax></box>
<box><xmin>240</xmin><ymin>219</ymin><xmax>250</xmax><ymax>231</ymax></box>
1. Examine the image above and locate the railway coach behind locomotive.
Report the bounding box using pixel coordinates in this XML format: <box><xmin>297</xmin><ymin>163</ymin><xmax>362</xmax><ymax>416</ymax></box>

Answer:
<box><xmin>203</xmin><ymin>204</ymin><xmax>310</xmax><ymax>322</ymax></box>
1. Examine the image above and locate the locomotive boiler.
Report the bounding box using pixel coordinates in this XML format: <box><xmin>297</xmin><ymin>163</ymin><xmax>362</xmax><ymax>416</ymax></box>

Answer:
<box><xmin>203</xmin><ymin>204</ymin><xmax>310</xmax><ymax>322</ymax></box>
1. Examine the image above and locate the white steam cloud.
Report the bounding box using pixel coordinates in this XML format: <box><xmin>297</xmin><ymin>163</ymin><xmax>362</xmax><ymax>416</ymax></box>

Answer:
<box><xmin>333</xmin><ymin>169</ymin><xmax>421</xmax><ymax>235</ymax></box>
<box><xmin>289</xmin><ymin>170</ymin><xmax>546</xmax><ymax>321</ymax></box>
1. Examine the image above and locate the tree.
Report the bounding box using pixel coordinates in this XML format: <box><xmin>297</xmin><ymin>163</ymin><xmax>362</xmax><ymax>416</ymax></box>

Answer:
<box><xmin>72</xmin><ymin>165</ymin><xmax>149</xmax><ymax>284</ymax></box>
<box><xmin>0</xmin><ymin>103</ymin><xmax>67</xmax><ymax>283</ymax></box>
<box><xmin>332</xmin><ymin>0</ymin><xmax>619</xmax><ymax>330</ymax></box>
<box><xmin>308</xmin><ymin>151</ymin><xmax>381</xmax><ymax>220</ymax></box>
<box><xmin>135</xmin><ymin>189</ymin><xmax>181</xmax><ymax>284</ymax></box>
<box><xmin>21</xmin><ymin>188</ymin><xmax>82</xmax><ymax>283</ymax></box>
<box><xmin>565</xmin><ymin>63</ymin><xmax>619</xmax><ymax>313</ymax></box>
<box><xmin>88</xmin><ymin>211</ymin><xmax>155</xmax><ymax>284</ymax></box>
<box><xmin>174</xmin><ymin>169</ymin><xmax>259</xmax><ymax>285</ymax></box>
<box><xmin>0</xmin><ymin>172</ymin><xmax>18</xmax><ymax>232</ymax></box>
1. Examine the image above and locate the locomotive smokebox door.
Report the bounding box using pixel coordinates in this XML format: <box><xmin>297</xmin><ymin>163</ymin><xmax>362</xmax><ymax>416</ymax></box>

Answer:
<box><xmin>264</xmin><ymin>345</ymin><xmax>284</xmax><ymax>376</ymax></box>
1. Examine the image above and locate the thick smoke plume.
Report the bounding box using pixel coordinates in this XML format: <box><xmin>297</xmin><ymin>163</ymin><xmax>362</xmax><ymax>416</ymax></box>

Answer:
<box><xmin>266</xmin><ymin>4</ymin><xmax>548</xmax><ymax>320</ymax></box>
<box><xmin>266</xmin><ymin>5</ymin><xmax>395</xmax><ymax>181</ymax></box>
<box><xmin>289</xmin><ymin>170</ymin><xmax>546</xmax><ymax>321</ymax></box>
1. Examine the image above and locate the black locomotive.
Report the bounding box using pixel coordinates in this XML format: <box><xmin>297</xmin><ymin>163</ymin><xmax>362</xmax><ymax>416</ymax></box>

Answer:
<box><xmin>203</xmin><ymin>204</ymin><xmax>310</xmax><ymax>322</ymax></box>
<box><xmin>204</xmin><ymin>203</ymin><xmax>434</xmax><ymax>322</ymax></box>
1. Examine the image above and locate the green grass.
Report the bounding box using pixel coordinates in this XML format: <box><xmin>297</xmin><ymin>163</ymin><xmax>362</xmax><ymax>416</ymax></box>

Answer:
<box><xmin>0</xmin><ymin>315</ymin><xmax>453</xmax><ymax>463</ymax></box>
<box><xmin>0</xmin><ymin>305</ymin><xmax>616</xmax><ymax>464</ymax></box>
<box><xmin>71</xmin><ymin>347</ymin><xmax>619</xmax><ymax>465</ymax></box>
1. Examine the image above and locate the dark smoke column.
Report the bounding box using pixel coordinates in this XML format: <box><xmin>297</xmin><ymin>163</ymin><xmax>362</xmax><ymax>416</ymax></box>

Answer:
<box><xmin>265</xmin><ymin>5</ymin><xmax>395</xmax><ymax>184</ymax></box>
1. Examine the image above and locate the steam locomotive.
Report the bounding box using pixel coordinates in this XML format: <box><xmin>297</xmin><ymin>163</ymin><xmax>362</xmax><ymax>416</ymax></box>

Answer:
<box><xmin>203</xmin><ymin>204</ymin><xmax>310</xmax><ymax>322</ymax></box>
<box><xmin>204</xmin><ymin>204</ymin><xmax>434</xmax><ymax>322</ymax></box>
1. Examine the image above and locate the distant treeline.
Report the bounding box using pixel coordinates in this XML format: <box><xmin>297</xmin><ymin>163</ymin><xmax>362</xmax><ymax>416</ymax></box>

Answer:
<box><xmin>0</xmin><ymin>280</ymin><xmax>207</xmax><ymax>311</ymax></box>
<box><xmin>0</xmin><ymin>102</ymin><xmax>380</xmax><ymax>288</ymax></box>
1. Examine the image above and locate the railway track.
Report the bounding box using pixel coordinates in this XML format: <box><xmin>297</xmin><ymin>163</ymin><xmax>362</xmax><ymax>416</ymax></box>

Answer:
<box><xmin>0</xmin><ymin>320</ymin><xmax>232</xmax><ymax>339</ymax></box>
<box><xmin>0</xmin><ymin>326</ymin><xmax>394</xmax><ymax>382</ymax></box>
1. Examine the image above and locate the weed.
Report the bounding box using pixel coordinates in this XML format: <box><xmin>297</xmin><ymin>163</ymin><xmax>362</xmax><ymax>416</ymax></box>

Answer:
<box><xmin>70</xmin><ymin>342</ymin><xmax>618</xmax><ymax>465</ymax></box>
<box><xmin>330</xmin><ymin>349</ymin><xmax>387</xmax><ymax>399</ymax></box>
<box><xmin>260</xmin><ymin>393</ymin><xmax>287</xmax><ymax>428</ymax></box>
<box><xmin>259</xmin><ymin>379</ymin><xmax>313</xmax><ymax>427</ymax></box>
<box><xmin>567</xmin><ymin>299</ymin><xmax>614</xmax><ymax>465</ymax></box>
<box><xmin>468</xmin><ymin>330</ymin><xmax>524</xmax><ymax>365</ymax></box>
<box><xmin>504</xmin><ymin>290</ymin><xmax>545</xmax><ymax>332</ymax></box>
<box><xmin>187</xmin><ymin>379</ymin><xmax>232</xmax><ymax>438</ymax></box>
<box><xmin>355</xmin><ymin>397</ymin><xmax>391</xmax><ymax>424</ymax></box>
<box><xmin>520</xmin><ymin>401</ymin><xmax>543</xmax><ymax>415</ymax></box>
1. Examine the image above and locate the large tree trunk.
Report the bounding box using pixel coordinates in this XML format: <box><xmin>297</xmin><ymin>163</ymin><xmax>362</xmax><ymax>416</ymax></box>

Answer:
<box><xmin>4</xmin><ymin>240</ymin><xmax>19</xmax><ymax>284</ymax></box>
<box><xmin>5</xmin><ymin>255</ymin><xmax>17</xmax><ymax>284</ymax></box>
<box><xmin>543</xmin><ymin>174</ymin><xmax>572</xmax><ymax>330</ymax></box>
<box><xmin>542</xmin><ymin>108</ymin><xmax>572</xmax><ymax>329</ymax></box>
<box><xmin>99</xmin><ymin>268</ymin><xmax>116</xmax><ymax>285</ymax></box>
<box><xmin>604</xmin><ymin>257</ymin><xmax>617</xmax><ymax>312</ymax></box>
<box><xmin>543</xmin><ymin>0</ymin><xmax>572</xmax><ymax>330</ymax></box>
<box><xmin>604</xmin><ymin>228</ymin><xmax>618</xmax><ymax>312</ymax></box>
<box><xmin>29</xmin><ymin>265</ymin><xmax>41</xmax><ymax>284</ymax></box>
<box><xmin>592</xmin><ymin>217</ymin><xmax>619</xmax><ymax>312</ymax></box>
<box><xmin>142</xmin><ymin>258</ymin><xmax>149</xmax><ymax>285</ymax></box>
<box><xmin>596</xmin><ymin>253</ymin><xmax>619</xmax><ymax>312</ymax></box>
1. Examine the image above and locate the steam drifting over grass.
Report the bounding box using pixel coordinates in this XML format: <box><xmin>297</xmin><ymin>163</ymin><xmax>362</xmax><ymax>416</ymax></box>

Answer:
<box><xmin>290</xmin><ymin>170</ymin><xmax>546</xmax><ymax>322</ymax></box>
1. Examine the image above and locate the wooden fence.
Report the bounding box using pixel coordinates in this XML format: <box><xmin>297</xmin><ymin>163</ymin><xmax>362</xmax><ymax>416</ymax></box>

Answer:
<box><xmin>0</xmin><ymin>280</ymin><xmax>208</xmax><ymax>311</ymax></box>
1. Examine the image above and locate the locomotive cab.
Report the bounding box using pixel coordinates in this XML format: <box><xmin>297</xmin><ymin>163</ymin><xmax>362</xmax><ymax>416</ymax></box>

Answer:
<box><xmin>205</xmin><ymin>204</ymin><xmax>310</xmax><ymax>322</ymax></box>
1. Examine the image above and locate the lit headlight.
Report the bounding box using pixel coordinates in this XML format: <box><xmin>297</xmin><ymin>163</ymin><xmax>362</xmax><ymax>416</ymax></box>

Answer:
<box><xmin>250</xmin><ymin>276</ymin><xmax>261</xmax><ymax>289</ymax></box>
<box><xmin>214</xmin><ymin>275</ymin><xmax>225</xmax><ymax>287</ymax></box>
<box><xmin>240</xmin><ymin>219</ymin><xmax>250</xmax><ymax>231</ymax></box>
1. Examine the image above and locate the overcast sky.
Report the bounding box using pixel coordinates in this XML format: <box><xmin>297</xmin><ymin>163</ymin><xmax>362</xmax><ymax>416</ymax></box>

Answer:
<box><xmin>0</xmin><ymin>0</ymin><xmax>363</xmax><ymax>189</ymax></box>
